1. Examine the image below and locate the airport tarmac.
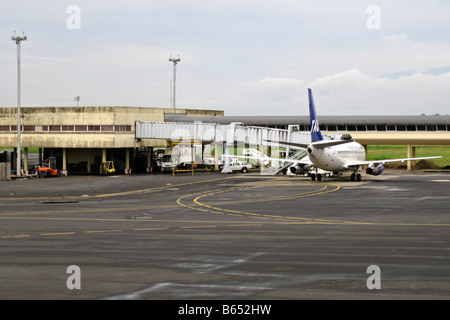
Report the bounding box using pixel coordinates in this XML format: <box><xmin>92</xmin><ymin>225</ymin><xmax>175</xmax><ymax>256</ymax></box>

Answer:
<box><xmin>0</xmin><ymin>170</ymin><xmax>449</xmax><ymax>300</ymax></box>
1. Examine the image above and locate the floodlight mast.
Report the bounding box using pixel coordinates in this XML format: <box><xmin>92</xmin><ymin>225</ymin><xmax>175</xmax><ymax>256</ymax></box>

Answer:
<box><xmin>11</xmin><ymin>31</ymin><xmax>27</xmax><ymax>177</ymax></box>
<box><xmin>169</xmin><ymin>54</ymin><xmax>181</xmax><ymax>109</ymax></box>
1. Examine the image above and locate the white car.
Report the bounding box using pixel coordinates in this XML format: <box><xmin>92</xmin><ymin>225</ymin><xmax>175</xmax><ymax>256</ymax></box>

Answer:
<box><xmin>230</xmin><ymin>161</ymin><xmax>253</xmax><ymax>173</ymax></box>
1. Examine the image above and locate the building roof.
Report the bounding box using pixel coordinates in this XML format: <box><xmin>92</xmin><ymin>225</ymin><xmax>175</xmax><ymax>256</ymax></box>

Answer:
<box><xmin>165</xmin><ymin>114</ymin><xmax>450</xmax><ymax>126</ymax></box>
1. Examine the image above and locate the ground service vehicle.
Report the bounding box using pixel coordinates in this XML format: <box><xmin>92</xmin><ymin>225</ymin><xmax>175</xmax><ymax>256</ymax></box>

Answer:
<box><xmin>160</xmin><ymin>154</ymin><xmax>173</xmax><ymax>172</ymax></box>
<box><xmin>100</xmin><ymin>161</ymin><xmax>115</xmax><ymax>175</ymax></box>
<box><xmin>37</xmin><ymin>157</ymin><xmax>59</xmax><ymax>178</ymax></box>
<box><xmin>230</xmin><ymin>161</ymin><xmax>253</xmax><ymax>173</ymax></box>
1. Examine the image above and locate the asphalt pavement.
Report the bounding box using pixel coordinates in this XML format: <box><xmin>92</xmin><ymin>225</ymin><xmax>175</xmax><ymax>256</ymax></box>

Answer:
<box><xmin>0</xmin><ymin>170</ymin><xmax>449</xmax><ymax>299</ymax></box>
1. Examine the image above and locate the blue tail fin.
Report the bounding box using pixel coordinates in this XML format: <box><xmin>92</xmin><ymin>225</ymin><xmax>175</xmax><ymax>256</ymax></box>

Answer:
<box><xmin>308</xmin><ymin>88</ymin><xmax>323</xmax><ymax>142</ymax></box>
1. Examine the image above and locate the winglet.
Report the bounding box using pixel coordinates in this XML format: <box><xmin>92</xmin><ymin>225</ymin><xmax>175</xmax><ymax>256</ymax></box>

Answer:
<box><xmin>308</xmin><ymin>88</ymin><xmax>324</xmax><ymax>142</ymax></box>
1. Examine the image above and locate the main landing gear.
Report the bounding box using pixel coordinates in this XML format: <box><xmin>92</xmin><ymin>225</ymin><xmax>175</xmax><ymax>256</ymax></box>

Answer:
<box><xmin>350</xmin><ymin>171</ymin><xmax>362</xmax><ymax>182</ymax></box>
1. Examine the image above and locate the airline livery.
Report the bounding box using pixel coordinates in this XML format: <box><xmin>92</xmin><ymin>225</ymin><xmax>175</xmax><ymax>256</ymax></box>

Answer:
<box><xmin>260</xmin><ymin>89</ymin><xmax>441</xmax><ymax>181</ymax></box>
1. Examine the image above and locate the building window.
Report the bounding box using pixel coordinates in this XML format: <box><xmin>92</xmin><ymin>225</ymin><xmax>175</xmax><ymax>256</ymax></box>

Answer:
<box><xmin>49</xmin><ymin>125</ymin><xmax>61</xmax><ymax>131</ymax></box>
<box><xmin>23</xmin><ymin>126</ymin><xmax>35</xmax><ymax>131</ymax></box>
<box><xmin>61</xmin><ymin>125</ymin><xmax>75</xmax><ymax>131</ymax></box>
<box><xmin>386</xmin><ymin>125</ymin><xmax>396</xmax><ymax>131</ymax></box>
<box><xmin>101</xmin><ymin>125</ymin><xmax>114</xmax><ymax>131</ymax></box>
<box><xmin>88</xmin><ymin>125</ymin><xmax>101</xmax><ymax>131</ymax></box>
<box><xmin>75</xmin><ymin>125</ymin><xmax>87</xmax><ymax>131</ymax></box>
<box><xmin>357</xmin><ymin>125</ymin><xmax>366</xmax><ymax>131</ymax></box>
<box><xmin>114</xmin><ymin>125</ymin><xmax>131</xmax><ymax>132</ymax></box>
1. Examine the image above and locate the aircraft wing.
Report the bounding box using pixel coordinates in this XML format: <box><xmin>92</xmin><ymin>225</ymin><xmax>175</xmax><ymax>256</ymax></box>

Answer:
<box><xmin>346</xmin><ymin>156</ymin><xmax>442</xmax><ymax>168</ymax></box>
<box><xmin>223</xmin><ymin>154</ymin><xmax>312</xmax><ymax>165</ymax></box>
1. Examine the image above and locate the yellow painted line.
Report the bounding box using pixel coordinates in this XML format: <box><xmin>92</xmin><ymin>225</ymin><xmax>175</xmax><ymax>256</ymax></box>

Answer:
<box><xmin>86</xmin><ymin>229</ymin><xmax>123</xmax><ymax>234</ymax></box>
<box><xmin>133</xmin><ymin>227</ymin><xmax>169</xmax><ymax>231</ymax></box>
<box><xmin>191</xmin><ymin>184</ymin><xmax>341</xmax><ymax>221</ymax></box>
<box><xmin>228</xmin><ymin>224</ymin><xmax>263</xmax><ymax>227</ymax></box>
<box><xmin>41</xmin><ymin>232</ymin><xmax>76</xmax><ymax>236</ymax></box>
<box><xmin>221</xmin><ymin>209</ymin><xmax>242</xmax><ymax>214</ymax></box>
<box><xmin>206</xmin><ymin>185</ymin><xmax>330</xmax><ymax>206</ymax></box>
<box><xmin>1</xmin><ymin>234</ymin><xmax>32</xmax><ymax>238</ymax></box>
<box><xmin>242</xmin><ymin>212</ymin><xmax>261</xmax><ymax>216</ymax></box>
<box><xmin>180</xmin><ymin>225</ymin><xmax>217</xmax><ymax>229</ymax></box>
<box><xmin>0</xmin><ymin>204</ymin><xmax>182</xmax><ymax>217</ymax></box>
<box><xmin>0</xmin><ymin>176</ymin><xmax>237</xmax><ymax>201</ymax></box>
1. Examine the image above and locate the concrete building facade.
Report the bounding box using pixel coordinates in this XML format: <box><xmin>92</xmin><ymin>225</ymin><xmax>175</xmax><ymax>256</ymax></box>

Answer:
<box><xmin>0</xmin><ymin>106</ymin><xmax>223</xmax><ymax>175</ymax></box>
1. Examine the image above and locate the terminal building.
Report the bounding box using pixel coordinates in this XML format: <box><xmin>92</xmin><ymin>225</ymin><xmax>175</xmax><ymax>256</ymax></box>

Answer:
<box><xmin>1</xmin><ymin>105</ymin><xmax>449</xmax><ymax>178</ymax></box>
<box><xmin>0</xmin><ymin>106</ymin><xmax>223</xmax><ymax>176</ymax></box>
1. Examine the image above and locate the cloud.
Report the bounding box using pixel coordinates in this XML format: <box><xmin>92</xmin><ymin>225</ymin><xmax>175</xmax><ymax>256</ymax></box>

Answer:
<box><xmin>381</xmin><ymin>33</ymin><xmax>409</xmax><ymax>43</ymax></box>
<box><xmin>2</xmin><ymin>1</ymin><xmax>450</xmax><ymax>117</ymax></box>
<box><xmin>309</xmin><ymin>68</ymin><xmax>450</xmax><ymax>115</ymax></box>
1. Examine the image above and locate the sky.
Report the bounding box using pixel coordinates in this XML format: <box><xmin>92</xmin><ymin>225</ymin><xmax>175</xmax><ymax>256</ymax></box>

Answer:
<box><xmin>0</xmin><ymin>0</ymin><xmax>449</xmax><ymax>116</ymax></box>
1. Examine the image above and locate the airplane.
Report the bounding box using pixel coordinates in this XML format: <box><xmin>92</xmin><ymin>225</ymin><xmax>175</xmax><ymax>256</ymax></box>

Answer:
<box><xmin>233</xmin><ymin>88</ymin><xmax>442</xmax><ymax>182</ymax></box>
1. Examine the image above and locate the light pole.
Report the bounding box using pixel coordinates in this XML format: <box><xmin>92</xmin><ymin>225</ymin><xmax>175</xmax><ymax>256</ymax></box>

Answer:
<box><xmin>11</xmin><ymin>31</ymin><xmax>27</xmax><ymax>177</ymax></box>
<box><xmin>169</xmin><ymin>54</ymin><xmax>180</xmax><ymax>109</ymax></box>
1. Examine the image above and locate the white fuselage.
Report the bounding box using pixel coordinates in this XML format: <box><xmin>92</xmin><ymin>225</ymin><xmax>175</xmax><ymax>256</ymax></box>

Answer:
<box><xmin>308</xmin><ymin>141</ymin><xmax>366</xmax><ymax>172</ymax></box>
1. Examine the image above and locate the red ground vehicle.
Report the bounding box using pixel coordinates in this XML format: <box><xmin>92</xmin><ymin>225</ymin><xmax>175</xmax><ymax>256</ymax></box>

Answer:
<box><xmin>37</xmin><ymin>157</ymin><xmax>59</xmax><ymax>178</ymax></box>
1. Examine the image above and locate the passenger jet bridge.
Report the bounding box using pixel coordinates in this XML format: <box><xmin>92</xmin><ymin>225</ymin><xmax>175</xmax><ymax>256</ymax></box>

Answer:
<box><xmin>136</xmin><ymin>121</ymin><xmax>334</xmax><ymax>173</ymax></box>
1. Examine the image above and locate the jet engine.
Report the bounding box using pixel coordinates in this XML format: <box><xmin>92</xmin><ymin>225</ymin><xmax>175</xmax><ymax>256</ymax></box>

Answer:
<box><xmin>366</xmin><ymin>164</ymin><xmax>384</xmax><ymax>175</ymax></box>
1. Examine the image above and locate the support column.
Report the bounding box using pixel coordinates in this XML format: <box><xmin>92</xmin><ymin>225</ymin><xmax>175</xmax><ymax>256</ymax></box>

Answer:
<box><xmin>102</xmin><ymin>148</ymin><xmax>106</xmax><ymax>163</ymax></box>
<box><xmin>214</xmin><ymin>142</ymin><xmax>219</xmax><ymax>171</ymax></box>
<box><xmin>407</xmin><ymin>144</ymin><xmax>414</xmax><ymax>171</ymax></box>
<box><xmin>125</xmin><ymin>148</ymin><xmax>131</xmax><ymax>174</ymax></box>
<box><xmin>147</xmin><ymin>147</ymin><xmax>152</xmax><ymax>173</ymax></box>
<box><xmin>38</xmin><ymin>148</ymin><xmax>43</xmax><ymax>167</ymax></box>
<box><xmin>87</xmin><ymin>149</ymin><xmax>92</xmax><ymax>173</ymax></box>
<box><xmin>23</xmin><ymin>147</ymin><xmax>28</xmax><ymax>175</ymax></box>
<box><xmin>62</xmin><ymin>148</ymin><xmax>67</xmax><ymax>175</ymax></box>
<box><xmin>260</xmin><ymin>145</ymin><xmax>264</xmax><ymax>174</ymax></box>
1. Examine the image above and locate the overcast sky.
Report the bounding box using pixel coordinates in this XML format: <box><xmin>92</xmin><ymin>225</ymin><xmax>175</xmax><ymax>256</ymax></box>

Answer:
<box><xmin>1</xmin><ymin>0</ymin><xmax>449</xmax><ymax>116</ymax></box>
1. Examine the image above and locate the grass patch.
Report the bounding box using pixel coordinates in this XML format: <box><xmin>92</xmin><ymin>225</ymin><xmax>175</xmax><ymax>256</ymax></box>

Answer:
<box><xmin>367</xmin><ymin>145</ymin><xmax>450</xmax><ymax>168</ymax></box>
